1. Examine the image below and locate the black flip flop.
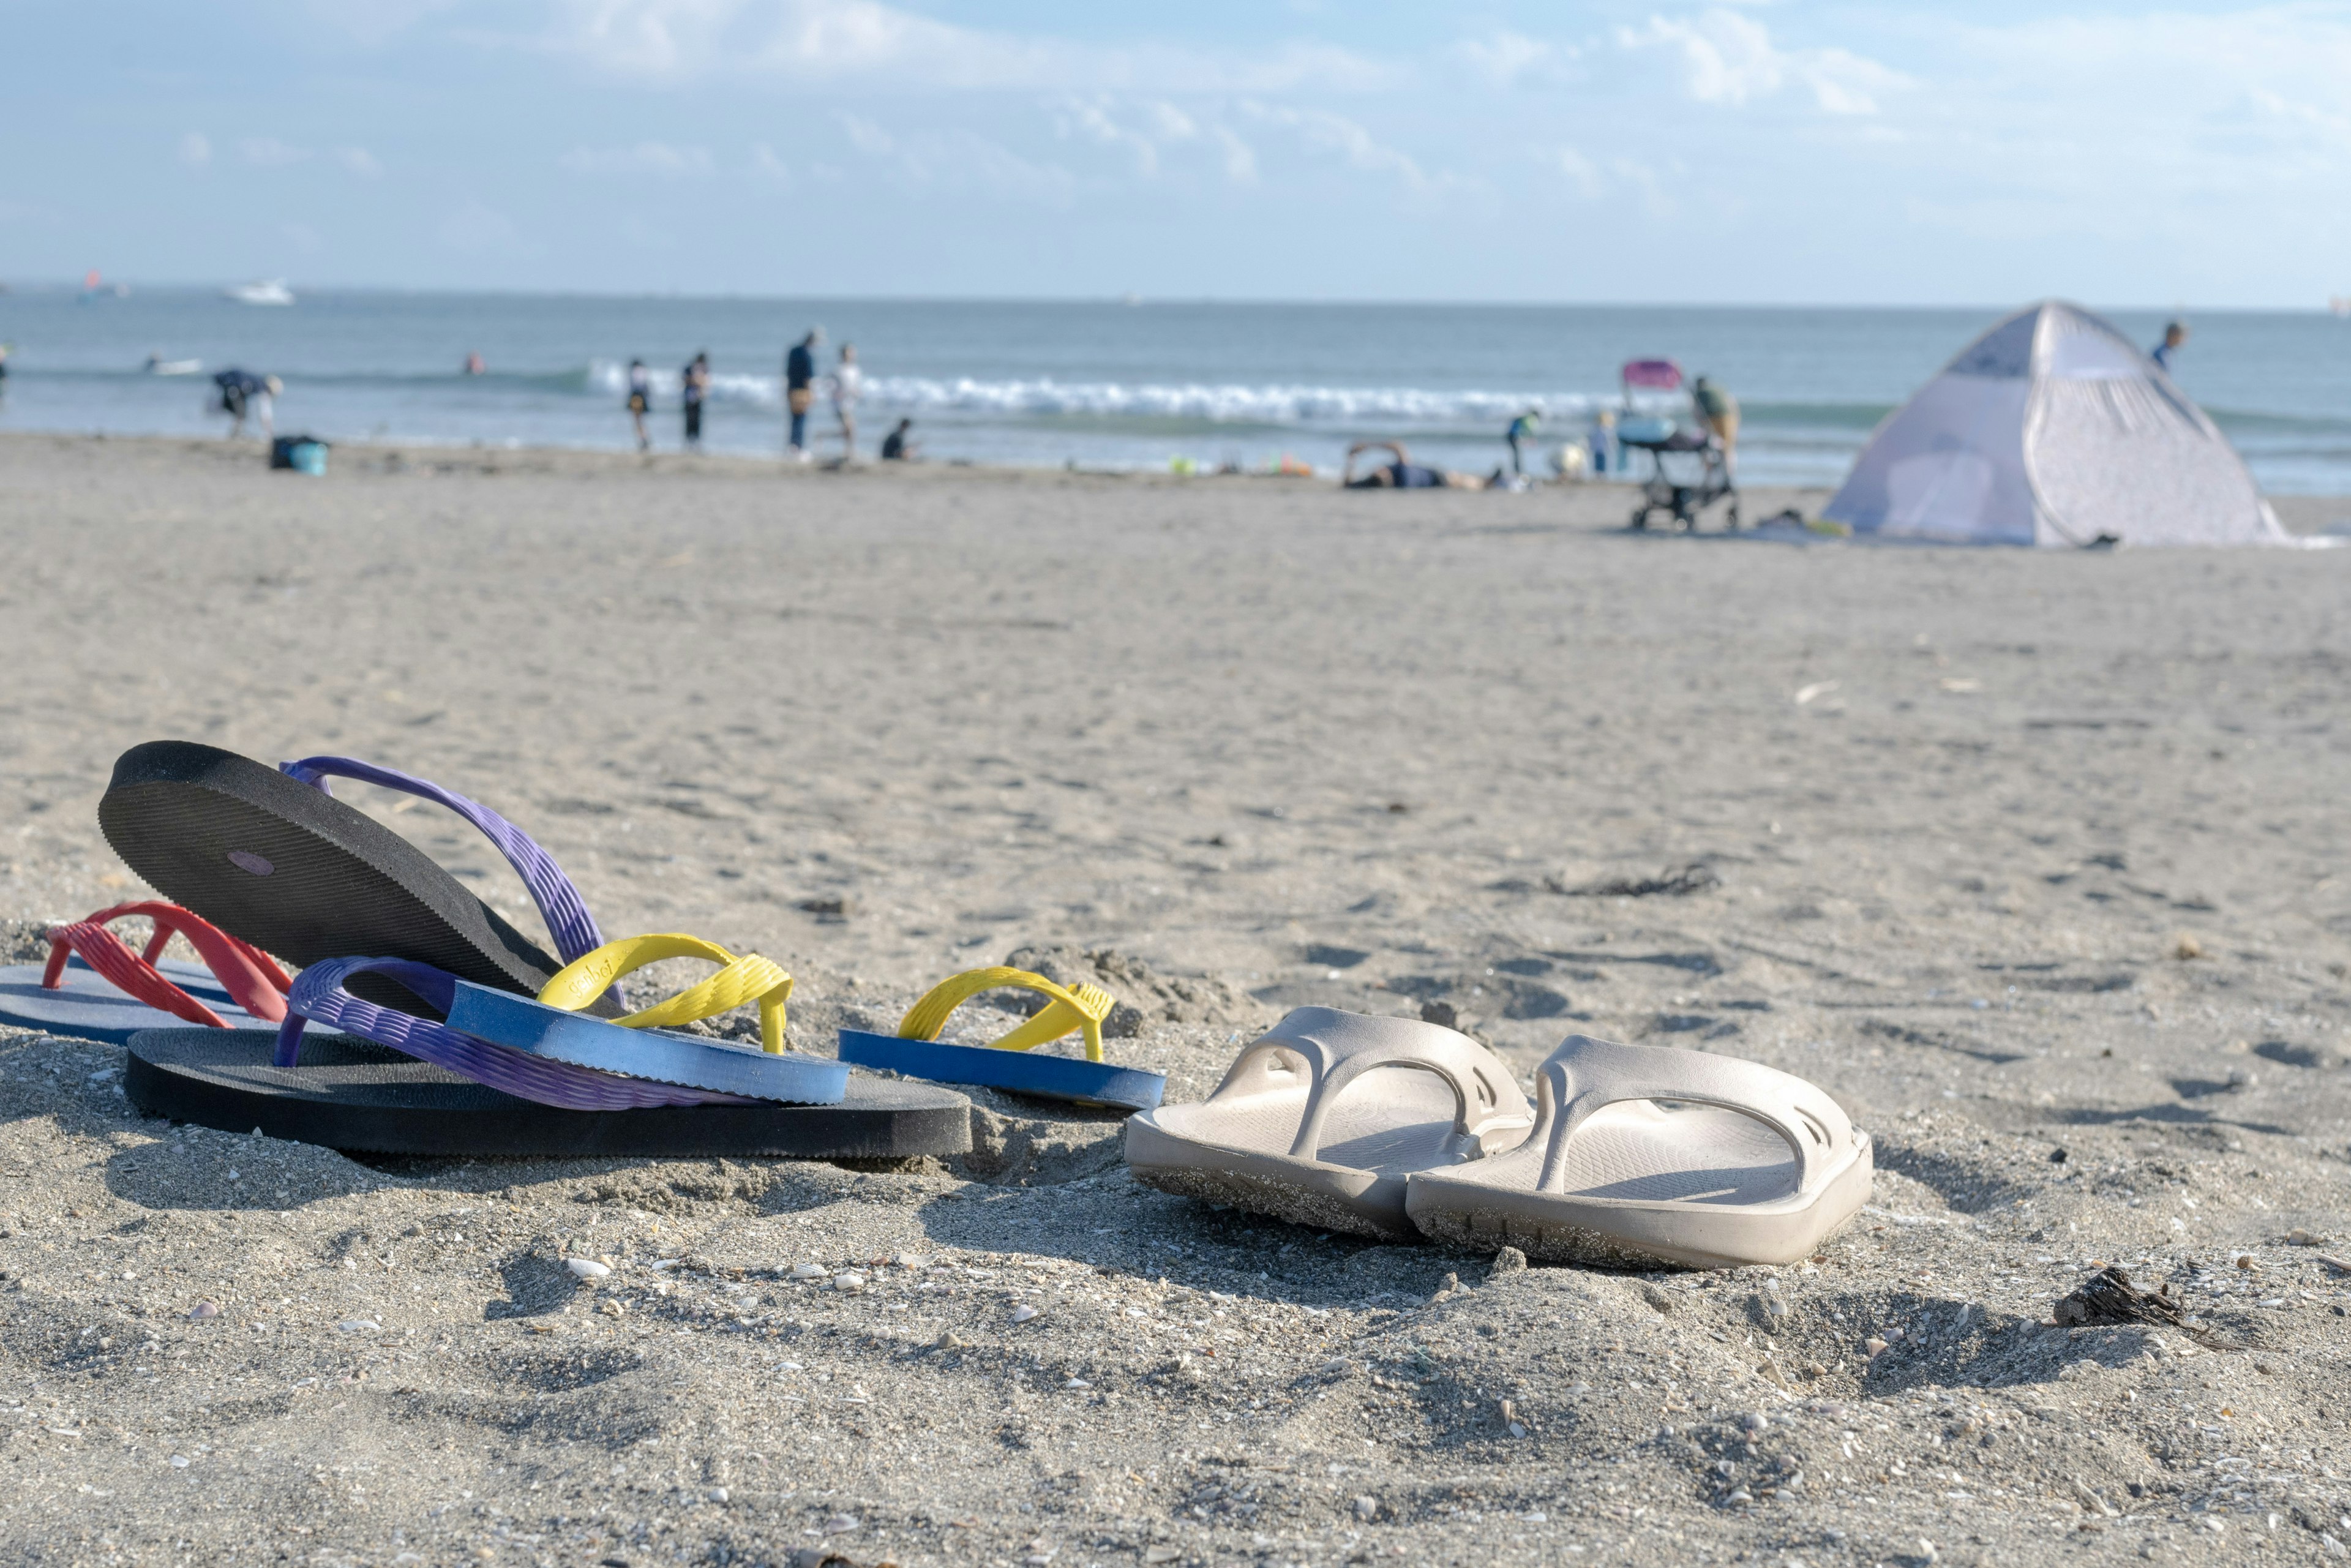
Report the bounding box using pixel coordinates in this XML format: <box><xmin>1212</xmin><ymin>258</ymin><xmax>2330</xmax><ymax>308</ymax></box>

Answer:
<box><xmin>98</xmin><ymin>741</ymin><xmax>612</xmax><ymax>1015</ymax></box>
<box><xmin>126</xmin><ymin>1029</ymin><xmax>972</xmax><ymax>1158</ymax></box>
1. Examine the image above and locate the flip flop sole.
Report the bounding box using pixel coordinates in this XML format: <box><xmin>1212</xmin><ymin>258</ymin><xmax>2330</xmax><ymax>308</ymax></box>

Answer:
<box><xmin>838</xmin><ymin>1030</ymin><xmax>1164</xmax><ymax>1112</ymax></box>
<box><xmin>125</xmin><ymin>1029</ymin><xmax>973</xmax><ymax>1158</ymax></box>
<box><xmin>450</xmin><ymin>984</ymin><xmax>852</xmax><ymax>1105</ymax></box>
<box><xmin>99</xmin><ymin>741</ymin><xmax>567</xmax><ymax>1010</ymax></box>
<box><xmin>0</xmin><ymin>962</ymin><xmax>305</xmax><ymax>1045</ymax></box>
<box><xmin>1405</xmin><ymin>1142</ymin><xmax>1875</xmax><ymax>1269</ymax></box>
<box><xmin>1124</xmin><ymin>1117</ymin><xmax>1413</xmax><ymax>1239</ymax></box>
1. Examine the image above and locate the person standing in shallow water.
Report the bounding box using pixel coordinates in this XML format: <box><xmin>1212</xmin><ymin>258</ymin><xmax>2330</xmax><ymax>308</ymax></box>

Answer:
<box><xmin>681</xmin><ymin>351</ymin><xmax>710</xmax><ymax>451</ymax></box>
<box><xmin>784</xmin><ymin>328</ymin><xmax>822</xmax><ymax>460</ymax></box>
<box><xmin>626</xmin><ymin>359</ymin><xmax>653</xmax><ymax>452</ymax></box>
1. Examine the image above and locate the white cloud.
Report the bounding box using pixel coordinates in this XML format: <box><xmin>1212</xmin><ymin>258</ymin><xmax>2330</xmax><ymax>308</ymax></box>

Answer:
<box><xmin>1621</xmin><ymin>10</ymin><xmax>1906</xmax><ymax>116</ymax></box>
<box><xmin>177</xmin><ymin>132</ymin><xmax>212</xmax><ymax>168</ymax></box>
<box><xmin>541</xmin><ymin>0</ymin><xmax>1389</xmax><ymax>92</ymax></box>
<box><xmin>750</xmin><ymin>141</ymin><xmax>793</xmax><ymax>183</ymax></box>
<box><xmin>838</xmin><ymin>114</ymin><xmax>893</xmax><ymax>156</ymax></box>
<box><xmin>1552</xmin><ymin>146</ymin><xmax>1604</xmax><ymax>200</ymax></box>
<box><xmin>835</xmin><ymin>114</ymin><xmax>1074</xmax><ymax>206</ymax></box>
<box><xmin>1212</xmin><ymin>126</ymin><xmax>1257</xmax><ymax>186</ymax></box>
<box><xmin>337</xmin><ymin>147</ymin><xmax>384</xmax><ymax>178</ymax></box>
<box><xmin>1452</xmin><ymin>30</ymin><xmax>1569</xmax><ymax>88</ymax></box>
<box><xmin>1243</xmin><ymin>103</ymin><xmax>1448</xmax><ymax>195</ymax></box>
<box><xmin>1056</xmin><ymin>98</ymin><xmax>1162</xmax><ymax>176</ymax></box>
<box><xmin>558</xmin><ymin>141</ymin><xmax>715</xmax><ymax>176</ymax></box>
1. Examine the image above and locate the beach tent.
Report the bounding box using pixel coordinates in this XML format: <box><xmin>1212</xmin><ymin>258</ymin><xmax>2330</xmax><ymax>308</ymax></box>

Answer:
<box><xmin>1823</xmin><ymin>301</ymin><xmax>2285</xmax><ymax>547</ymax></box>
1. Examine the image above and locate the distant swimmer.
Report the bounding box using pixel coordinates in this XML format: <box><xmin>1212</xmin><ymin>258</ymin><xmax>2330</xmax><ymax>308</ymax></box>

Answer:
<box><xmin>626</xmin><ymin>359</ymin><xmax>652</xmax><ymax>452</ymax></box>
<box><xmin>785</xmin><ymin>328</ymin><xmax>823</xmax><ymax>461</ymax></box>
<box><xmin>1505</xmin><ymin>409</ymin><xmax>1542</xmax><ymax>478</ymax></box>
<box><xmin>1692</xmin><ymin>375</ymin><xmax>1739</xmax><ymax>480</ymax></box>
<box><xmin>880</xmin><ymin>417</ymin><xmax>918</xmax><ymax>461</ymax></box>
<box><xmin>681</xmin><ymin>351</ymin><xmax>710</xmax><ymax>450</ymax></box>
<box><xmin>1343</xmin><ymin>440</ymin><xmax>1486</xmax><ymax>490</ymax></box>
<box><xmin>211</xmin><ymin>369</ymin><xmax>281</xmax><ymax>440</ymax></box>
<box><xmin>2151</xmin><ymin>320</ymin><xmax>2188</xmax><ymax>372</ymax></box>
<box><xmin>463</xmin><ymin>351</ymin><xmax>486</xmax><ymax>376</ymax></box>
<box><xmin>830</xmin><ymin>343</ymin><xmax>862</xmax><ymax>462</ymax></box>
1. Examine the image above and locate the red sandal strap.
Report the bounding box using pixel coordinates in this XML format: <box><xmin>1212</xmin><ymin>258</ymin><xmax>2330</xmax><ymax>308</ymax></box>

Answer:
<box><xmin>41</xmin><ymin>901</ymin><xmax>291</xmax><ymax>1025</ymax></box>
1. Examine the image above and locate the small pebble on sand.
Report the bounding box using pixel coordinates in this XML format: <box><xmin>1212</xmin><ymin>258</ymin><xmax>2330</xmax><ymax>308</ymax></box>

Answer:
<box><xmin>1011</xmin><ymin>1304</ymin><xmax>1040</xmax><ymax>1323</ymax></box>
<box><xmin>566</xmin><ymin>1258</ymin><xmax>611</xmax><ymax>1280</ymax></box>
<box><xmin>188</xmin><ymin>1301</ymin><xmax>220</xmax><ymax>1320</ymax></box>
<box><xmin>831</xmin><ymin>1272</ymin><xmax>866</xmax><ymax>1292</ymax></box>
<box><xmin>791</xmin><ymin>1264</ymin><xmax>828</xmax><ymax>1281</ymax></box>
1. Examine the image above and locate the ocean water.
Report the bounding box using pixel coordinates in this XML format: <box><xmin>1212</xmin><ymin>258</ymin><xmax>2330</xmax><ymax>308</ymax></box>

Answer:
<box><xmin>2</xmin><ymin>288</ymin><xmax>2348</xmax><ymax>492</ymax></box>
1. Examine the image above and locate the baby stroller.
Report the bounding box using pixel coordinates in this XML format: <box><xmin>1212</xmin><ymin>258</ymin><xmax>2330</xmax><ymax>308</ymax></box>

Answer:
<box><xmin>1616</xmin><ymin>359</ymin><xmax>1739</xmax><ymax>531</ymax></box>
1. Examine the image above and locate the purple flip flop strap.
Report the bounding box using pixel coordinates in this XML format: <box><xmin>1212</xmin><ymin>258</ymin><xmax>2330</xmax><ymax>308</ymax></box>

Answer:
<box><xmin>274</xmin><ymin>956</ymin><xmax>754</xmax><ymax>1111</ymax></box>
<box><xmin>278</xmin><ymin>754</ymin><xmax>615</xmax><ymax>999</ymax></box>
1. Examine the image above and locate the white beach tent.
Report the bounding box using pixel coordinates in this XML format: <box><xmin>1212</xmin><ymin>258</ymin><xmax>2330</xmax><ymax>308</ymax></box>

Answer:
<box><xmin>1823</xmin><ymin>301</ymin><xmax>2287</xmax><ymax>547</ymax></box>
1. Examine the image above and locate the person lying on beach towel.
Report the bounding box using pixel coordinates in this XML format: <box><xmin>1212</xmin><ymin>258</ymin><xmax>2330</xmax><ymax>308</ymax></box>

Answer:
<box><xmin>1343</xmin><ymin>441</ymin><xmax>1487</xmax><ymax>490</ymax></box>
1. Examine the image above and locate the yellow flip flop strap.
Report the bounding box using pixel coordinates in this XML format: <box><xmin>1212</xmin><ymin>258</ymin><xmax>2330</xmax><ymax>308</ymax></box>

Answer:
<box><xmin>536</xmin><ymin>933</ymin><xmax>795</xmax><ymax>1055</ymax></box>
<box><xmin>896</xmin><ymin>967</ymin><xmax>1115</xmax><ymax>1063</ymax></box>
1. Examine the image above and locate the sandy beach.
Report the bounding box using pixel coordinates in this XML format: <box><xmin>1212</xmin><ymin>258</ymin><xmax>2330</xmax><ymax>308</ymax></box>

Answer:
<box><xmin>4</xmin><ymin>430</ymin><xmax>2350</xmax><ymax>1568</ymax></box>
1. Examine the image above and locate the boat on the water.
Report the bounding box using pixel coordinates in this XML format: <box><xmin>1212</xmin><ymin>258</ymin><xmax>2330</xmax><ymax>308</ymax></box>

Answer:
<box><xmin>223</xmin><ymin>279</ymin><xmax>295</xmax><ymax>306</ymax></box>
<box><xmin>144</xmin><ymin>356</ymin><xmax>203</xmax><ymax>376</ymax></box>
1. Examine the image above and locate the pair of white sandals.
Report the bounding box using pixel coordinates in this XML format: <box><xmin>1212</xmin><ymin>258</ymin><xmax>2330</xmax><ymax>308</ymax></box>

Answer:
<box><xmin>1125</xmin><ymin>1007</ymin><xmax>1872</xmax><ymax>1269</ymax></box>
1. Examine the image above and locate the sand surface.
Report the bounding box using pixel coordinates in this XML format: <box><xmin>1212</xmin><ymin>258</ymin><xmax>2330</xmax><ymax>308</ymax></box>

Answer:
<box><xmin>2</xmin><ymin>432</ymin><xmax>2350</xmax><ymax>1567</ymax></box>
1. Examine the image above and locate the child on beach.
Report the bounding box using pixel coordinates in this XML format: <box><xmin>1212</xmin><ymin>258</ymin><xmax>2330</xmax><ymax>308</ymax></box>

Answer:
<box><xmin>626</xmin><ymin>360</ymin><xmax>652</xmax><ymax>452</ymax></box>
<box><xmin>681</xmin><ymin>352</ymin><xmax>710</xmax><ymax>450</ymax></box>
<box><xmin>831</xmin><ymin>344</ymin><xmax>862</xmax><ymax>462</ymax></box>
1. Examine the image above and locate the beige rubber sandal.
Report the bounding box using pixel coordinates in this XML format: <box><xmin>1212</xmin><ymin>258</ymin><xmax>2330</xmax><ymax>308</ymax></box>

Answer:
<box><xmin>1123</xmin><ymin>1007</ymin><xmax>1534</xmax><ymax>1239</ymax></box>
<box><xmin>1404</xmin><ymin>1033</ymin><xmax>1872</xmax><ymax>1269</ymax></box>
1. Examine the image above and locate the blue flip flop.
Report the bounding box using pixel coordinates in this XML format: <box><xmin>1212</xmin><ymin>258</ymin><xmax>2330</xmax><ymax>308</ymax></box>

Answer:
<box><xmin>432</xmin><ymin>933</ymin><xmax>848</xmax><ymax>1105</ymax></box>
<box><xmin>837</xmin><ymin>966</ymin><xmax>1164</xmax><ymax>1112</ymax></box>
<box><xmin>0</xmin><ymin>901</ymin><xmax>318</xmax><ymax>1045</ymax></box>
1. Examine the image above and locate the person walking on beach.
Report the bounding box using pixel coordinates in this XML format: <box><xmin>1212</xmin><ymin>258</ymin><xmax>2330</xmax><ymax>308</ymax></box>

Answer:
<box><xmin>2151</xmin><ymin>320</ymin><xmax>2188</xmax><ymax>371</ymax></box>
<box><xmin>626</xmin><ymin>359</ymin><xmax>653</xmax><ymax>452</ymax></box>
<box><xmin>681</xmin><ymin>351</ymin><xmax>711</xmax><ymax>450</ymax></box>
<box><xmin>212</xmin><ymin>368</ymin><xmax>280</xmax><ymax>440</ymax></box>
<box><xmin>1505</xmin><ymin>408</ymin><xmax>1541</xmax><ymax>478</ymax></box>
<box><xmin>1692</xmin><ymin>375</ymin><xmax>1739</xmax><ymax>480</ymax></box>
<box><xmin>830</xmin><ymin>343</ymin><xmax>862</xmax><ymax>462</ymax></box>
<box><xmin>784</xmin><ymin>328</ymin><xmax>822</xmax><ymax>460</ymax></box>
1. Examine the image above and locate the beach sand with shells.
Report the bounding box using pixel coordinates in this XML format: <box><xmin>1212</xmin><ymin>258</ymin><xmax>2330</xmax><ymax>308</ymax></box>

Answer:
<box><xmin>2</xmin><ymin>432</ymin><xmax>2350</xmax><ymax>1567</ymax></box>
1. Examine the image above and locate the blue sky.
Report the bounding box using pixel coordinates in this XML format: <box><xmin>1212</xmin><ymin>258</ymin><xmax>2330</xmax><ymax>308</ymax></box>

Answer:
<box><xmin>5</xmin><ymin>1</ymin><xmax>2348</xmax><ymax>305</ymax></box>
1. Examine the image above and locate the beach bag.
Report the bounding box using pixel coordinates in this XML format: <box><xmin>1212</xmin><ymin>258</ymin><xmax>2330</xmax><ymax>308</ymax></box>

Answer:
<box><xmin>269</xmin><ymin>435</ymin><xmax>329</xmax><ymax>476</ymax></box>
<box><xmin>787</xmin><ymin>387</ymin><xmax>814</xmax><ymax>416</ymax></box>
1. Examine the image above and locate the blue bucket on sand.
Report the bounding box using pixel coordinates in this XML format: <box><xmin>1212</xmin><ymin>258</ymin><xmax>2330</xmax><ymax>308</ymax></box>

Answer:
<box><xmin>271</xmin><ymin>435</ymin><xmax>329</xmax><ymax>475</ymax></box>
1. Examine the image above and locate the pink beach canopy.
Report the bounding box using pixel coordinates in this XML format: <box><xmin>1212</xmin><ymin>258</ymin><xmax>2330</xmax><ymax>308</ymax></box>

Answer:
<box><xmin>1620</xmin><ymin>359</ymin><xmax>1684</xmax><ymax>391</ymax></box>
